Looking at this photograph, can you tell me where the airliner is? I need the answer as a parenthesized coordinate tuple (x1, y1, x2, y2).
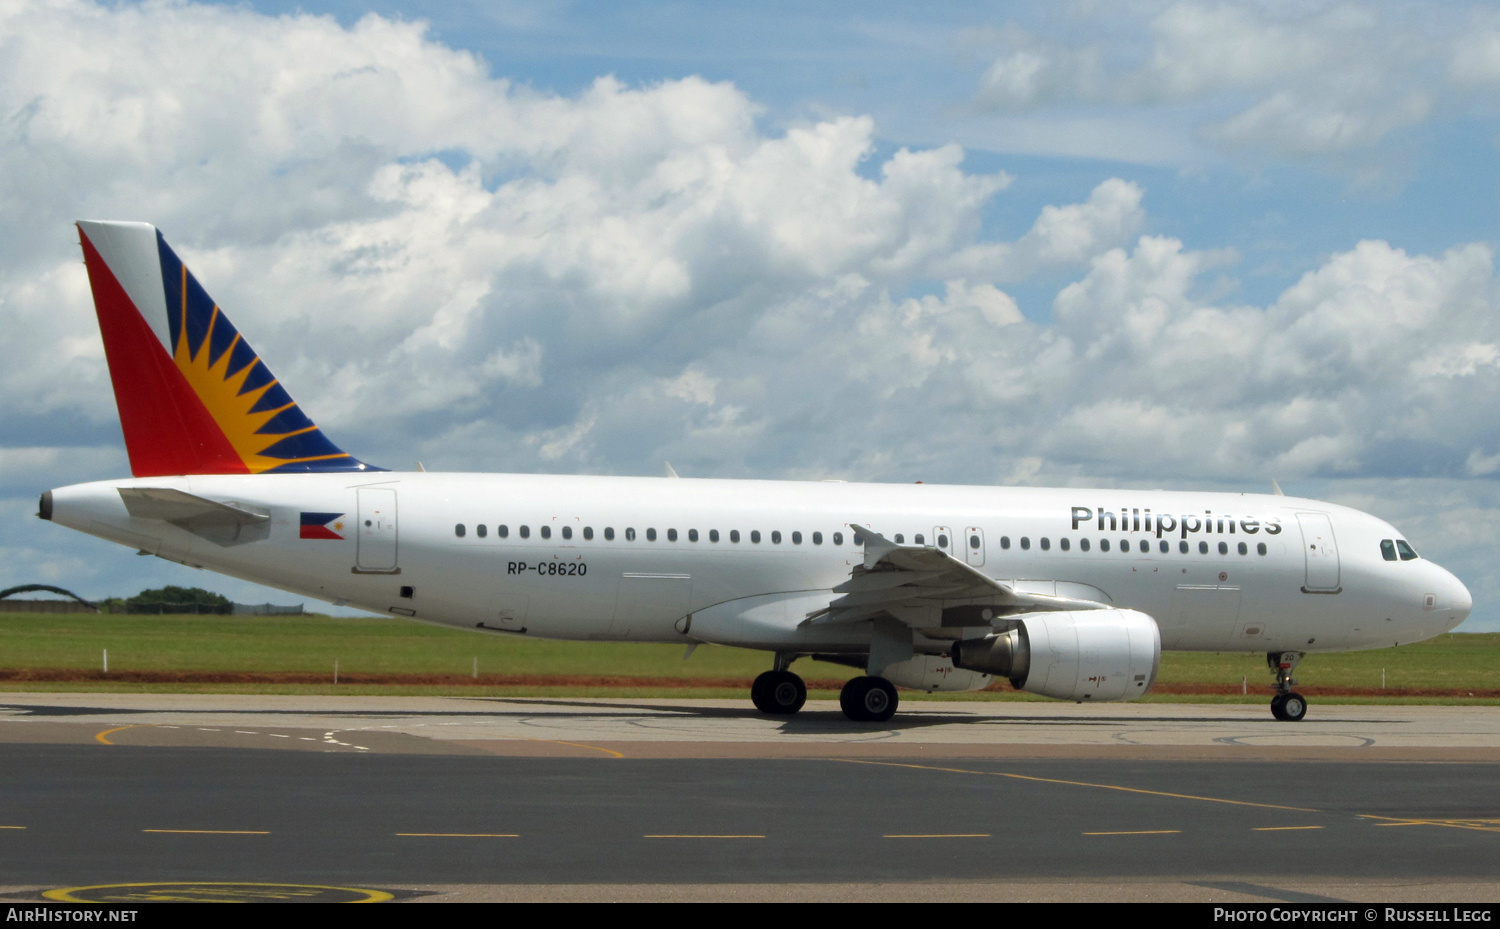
(38, 221, 1473, 722)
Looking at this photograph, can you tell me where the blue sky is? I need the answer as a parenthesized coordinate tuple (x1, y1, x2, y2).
(4, 0, 1500, 632)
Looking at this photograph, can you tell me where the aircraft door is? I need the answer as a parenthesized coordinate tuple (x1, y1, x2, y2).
(355, 488, 399, 574)
(933, 526, 954, 555)
(1296, 513, 1340, 592)
(964, 526, 985, 566)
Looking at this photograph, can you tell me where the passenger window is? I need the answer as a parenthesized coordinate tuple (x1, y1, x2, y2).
(476, 524, 487, 538)
(1100, 539, 1110, 552)
(1257, 542, 1267, 556)
(668, 528, 678, 542)
(1040, 537, 1050, 551)
(562, 526, 572, 540)
(1020, 537, 1030, 550)
(583, 527, 593, 540)
(833, 532, 844, 545)
(751, 530, 761, 543)
(541, 526, 551, 540)
(1396, 540, 1419, 561)
(1000, 536, 1011, 550)
(1179, 541, 1188, 554)
(1218, 541, 1228, 555)
(730, 530, 740, 543)
(1381, 540, 1397, 561)
(626, 528, 636, 541)
(1159, 540, 1168, 554)
(710, 529, 720, 542)
(1238, 542, 1247, 555)
(499, 524, 509, 538)
(604, 527, 615, 541)
(937, 533, 948, 548)
(1080, 538, 1090, 552)
(792, 531, 802, 544)
(520, 525, 530, 539)
(1060, 538, 1070, 551)
(1121, 540, 1131, 554)
(646, 528, 657, 541)
(812, 532, 823, 545)
(1138, 540, 1148, 553)
(689, 529, 699, 542)
(454, 524, 466, 538)
(1198, 541, 1208, 554)
(772, 531, 781, 544)
(894, 534, 904, 544)
(853, 531, 865, 545)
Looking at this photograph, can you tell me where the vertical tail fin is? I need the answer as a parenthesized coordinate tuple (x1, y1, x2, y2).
(76, 221, 377, 477)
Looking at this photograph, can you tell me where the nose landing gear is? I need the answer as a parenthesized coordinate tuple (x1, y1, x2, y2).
(1268, 651, 1308, 721)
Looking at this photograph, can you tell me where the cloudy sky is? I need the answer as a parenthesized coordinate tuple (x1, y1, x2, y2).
(5, 0, 1500, 631)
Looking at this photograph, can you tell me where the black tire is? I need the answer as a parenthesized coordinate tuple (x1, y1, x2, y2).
(1270, 693, 1288, 721)
(1281, 692, 1307, 722)
(750, 671, 775, 714)
(764, 671, 806, 714)
(839, 677, 870, 721)
(840, 676, 898, 723)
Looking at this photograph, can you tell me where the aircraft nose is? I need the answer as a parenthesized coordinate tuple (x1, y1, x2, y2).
(1448, 572, 1473, 624)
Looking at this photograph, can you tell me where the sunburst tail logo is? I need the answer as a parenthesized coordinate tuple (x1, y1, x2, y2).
(75, 220, 382, 478)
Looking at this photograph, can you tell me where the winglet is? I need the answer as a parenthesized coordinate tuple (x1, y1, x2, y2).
(76, 221, 379, 477)
(850, 522, 899, 569)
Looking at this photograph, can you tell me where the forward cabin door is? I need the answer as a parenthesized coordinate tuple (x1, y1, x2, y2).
(355, 488, 399, 574)
(1296, 513, 1340, 592)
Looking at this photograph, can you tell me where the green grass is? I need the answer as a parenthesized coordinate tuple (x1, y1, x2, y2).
(0, 613, 1496, 701)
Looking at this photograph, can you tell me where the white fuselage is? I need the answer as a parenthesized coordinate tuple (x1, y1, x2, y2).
(46, 472, 1471, 658)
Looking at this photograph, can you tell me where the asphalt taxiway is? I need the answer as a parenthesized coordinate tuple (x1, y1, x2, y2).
(0, 695, 1497, 902)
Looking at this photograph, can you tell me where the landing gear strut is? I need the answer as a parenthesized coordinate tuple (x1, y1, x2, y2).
(840, 676, 898, 723)
(750, 653, 807, 715)
(1267, 651, 1308, 722)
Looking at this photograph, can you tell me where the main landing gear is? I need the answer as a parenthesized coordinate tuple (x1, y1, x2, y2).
(1268, 651, 1308, 722)
(750, 656, 807, 716)
(748, 655, 899, 722)
(839, 676, 898, 723)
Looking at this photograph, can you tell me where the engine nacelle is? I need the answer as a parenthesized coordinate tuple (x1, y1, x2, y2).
(880, 655, 991, 692)
(950, 609, 1160, 702)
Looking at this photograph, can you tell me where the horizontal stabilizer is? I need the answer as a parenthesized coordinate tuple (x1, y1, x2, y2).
(119, 487, 270, 547)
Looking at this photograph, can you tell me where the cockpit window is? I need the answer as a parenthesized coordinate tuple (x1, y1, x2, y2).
(1396, 539, 1419, 561)
(1380, 540, 1397, 562)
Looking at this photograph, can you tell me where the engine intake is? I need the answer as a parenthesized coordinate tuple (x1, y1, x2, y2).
(950, 609, 1160, 702)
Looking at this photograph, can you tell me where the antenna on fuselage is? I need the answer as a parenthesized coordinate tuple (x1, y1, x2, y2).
(1271, 479, 1285, 496)
(664, 461, 680, 478)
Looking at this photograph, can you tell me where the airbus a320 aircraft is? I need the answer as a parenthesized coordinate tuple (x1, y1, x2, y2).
(39, 222, 1473, 722)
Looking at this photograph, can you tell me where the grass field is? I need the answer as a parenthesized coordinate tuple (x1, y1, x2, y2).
(0, 612, 1495, 702)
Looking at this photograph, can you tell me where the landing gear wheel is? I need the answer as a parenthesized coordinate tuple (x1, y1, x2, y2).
(1280, 692, 1307, 722)
(839, 676, 899, 723)
(751, 670, 806, 715)
(1270, 693, 1288, 721)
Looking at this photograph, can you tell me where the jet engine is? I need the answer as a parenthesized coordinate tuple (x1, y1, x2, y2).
(949, 609, 1160, 701)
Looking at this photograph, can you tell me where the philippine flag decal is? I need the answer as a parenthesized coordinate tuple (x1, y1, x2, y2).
(300, 512, 346, 540)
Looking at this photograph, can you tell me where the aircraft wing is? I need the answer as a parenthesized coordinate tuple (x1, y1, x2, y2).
(803, 524, 1109, 629)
